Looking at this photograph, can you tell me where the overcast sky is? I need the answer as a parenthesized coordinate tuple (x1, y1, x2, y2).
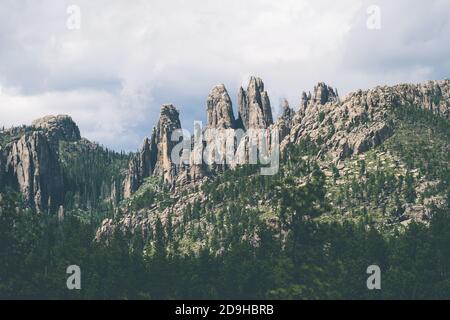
(0, 0, 449, 151)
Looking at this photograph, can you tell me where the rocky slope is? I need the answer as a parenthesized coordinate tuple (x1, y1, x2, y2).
(122, 77, 279, 198)
(0, 115, 128, 213)
(123, 104, 182, 197)
(287, 80, 450, 161)
(96, 78, 449, 244)
(1, 78, 447, 236)
(0, 115, 80, 212)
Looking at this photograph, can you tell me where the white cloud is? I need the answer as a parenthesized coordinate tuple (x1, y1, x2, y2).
(0, 0, 449, 150)
(0, 88, 142, 149)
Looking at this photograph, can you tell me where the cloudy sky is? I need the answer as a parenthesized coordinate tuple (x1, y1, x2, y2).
(0, 0, 449, 151)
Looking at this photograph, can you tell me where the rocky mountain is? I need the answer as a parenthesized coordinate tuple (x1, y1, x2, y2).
(287, 80, 449, 160)
(238, 76, 273, 130)
(0, 115, 80, 212)
(32, 115, 81, 145)
(123, 104, 182, 198)
(95, 77, 449, 246)
(1, 131, 63, 212)
(206, 84, 235, 129)
(122, 77, 280, 199)
(1, 77, 449, 300)
(1, 78, 448, 238)
(0, 115, 129, 214)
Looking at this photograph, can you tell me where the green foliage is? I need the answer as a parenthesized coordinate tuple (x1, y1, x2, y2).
(0, 126, 34, 147)
(1, 190, 448, 299)
(124, 177, 174, 211)
(1, 105, 449, 300)
(59, 140, 129, 212)
(318, 111, 326, 123)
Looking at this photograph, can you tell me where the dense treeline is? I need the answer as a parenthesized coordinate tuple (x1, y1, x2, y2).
(1, 105, 449, 300)
(58, 140, 129, 214)
(388, 105, 449, 201)
(1, 190, 448, 299)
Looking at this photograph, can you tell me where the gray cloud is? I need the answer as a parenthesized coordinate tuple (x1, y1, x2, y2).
(0, 0, 448, 151)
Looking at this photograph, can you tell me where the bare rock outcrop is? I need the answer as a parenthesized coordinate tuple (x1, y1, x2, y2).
(274, 99, 294, 141)
(123, 104, 182, 198)
(207, 84, 235, 129)
(152, 104, 182, 184)
(0, 115, 81, 212)
(32, 115, 81, 144)
(238, 77, 273, 130)
(4, 132, 63, 212)
(96, 78, 450, 242)
(123, 136, 157, 198)
(288, 79, 450, 161)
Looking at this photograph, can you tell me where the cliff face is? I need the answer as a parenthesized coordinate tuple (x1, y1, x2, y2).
(238, 77, 273, 130)
(98, 77, 450, 243)
(123, 137, 156, 198)
(288, 79, 450, 161)
(206, 84, 235, 129)
(0, 115, 83, 212)
(119, 77, 450, 200)
(150, 104, 182, 185)
(123, 104, 182, 197)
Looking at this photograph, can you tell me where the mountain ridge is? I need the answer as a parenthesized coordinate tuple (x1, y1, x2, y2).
(1, 78, 448, 217)
(1, 77, 449, 300)
(92, 77, 449, 247)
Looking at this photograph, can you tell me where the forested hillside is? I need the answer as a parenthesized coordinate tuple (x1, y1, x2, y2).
(59, 139, 129, 222)
(0, 79, 449, 299)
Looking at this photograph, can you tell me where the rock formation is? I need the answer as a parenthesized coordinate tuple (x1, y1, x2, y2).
(151, 104, 182, 185)
(237, 87, 249, 129)
(118, 77, 450, 202)
(204, 84, 237, 168)
(238, 77, 273, 130)
(288, 79, 450, 161)
(123, 136, 157, 198)
(312, 82, 339, 105)
(95, 77, 450, 242)
(123, 104, 182, 197)
(0, 115, 83, 212)
(274, 99, 294, 141)
(4, 132, 63, 212)
(32, 115, 81, 145)
(206, 84, 235, 129)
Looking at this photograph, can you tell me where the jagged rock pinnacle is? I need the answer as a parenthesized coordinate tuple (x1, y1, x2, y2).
(312, 82, 339, 105)
(151, 104, 182, 185)
(207, 84, 235, 129)
(238, 76, 273, 130)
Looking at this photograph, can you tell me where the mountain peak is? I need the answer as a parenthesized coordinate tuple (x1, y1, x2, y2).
(238, 76, 273, 129)
(312, 82, 339, 105)
(207, 84, 235, 129)
(32, 114, 81, 142)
